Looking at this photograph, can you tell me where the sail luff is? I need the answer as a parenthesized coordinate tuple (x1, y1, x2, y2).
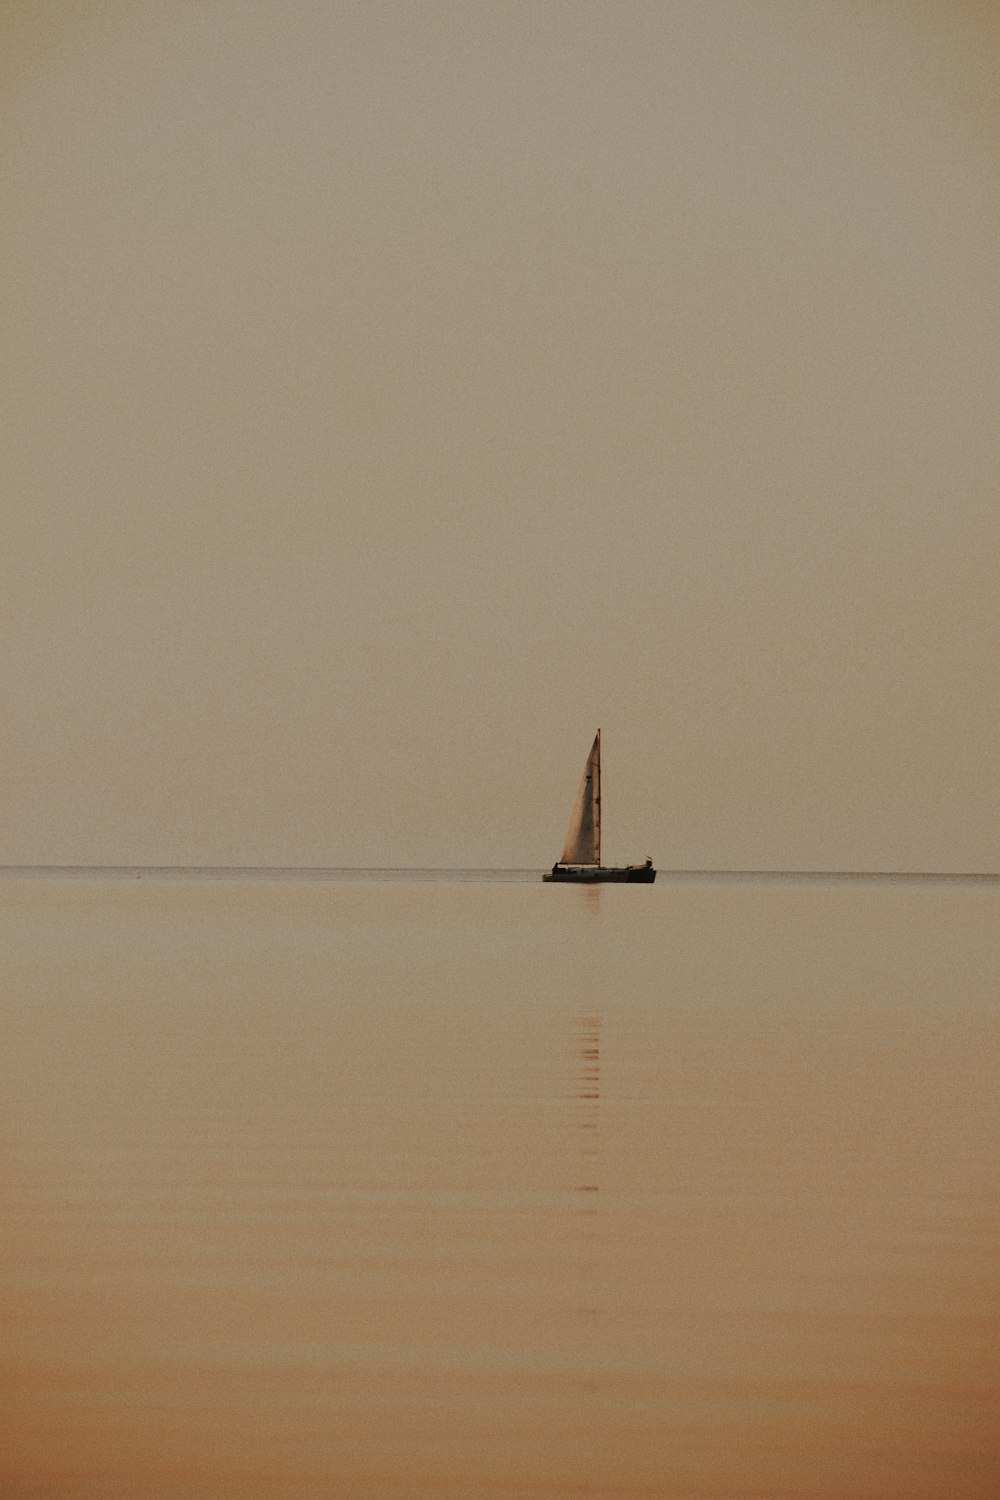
(595, 728, 601, 867)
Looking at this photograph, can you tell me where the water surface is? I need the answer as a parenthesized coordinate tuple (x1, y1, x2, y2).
(3, 875, 998, 1496)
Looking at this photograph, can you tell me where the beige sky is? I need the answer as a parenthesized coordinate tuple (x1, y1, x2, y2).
(4, 1, 999, 869)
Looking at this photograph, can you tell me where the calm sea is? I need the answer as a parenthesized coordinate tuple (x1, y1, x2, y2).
(3, 872, 998, 1498)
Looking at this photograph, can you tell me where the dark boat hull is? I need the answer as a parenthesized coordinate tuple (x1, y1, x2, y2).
(543, 864, 656, 883)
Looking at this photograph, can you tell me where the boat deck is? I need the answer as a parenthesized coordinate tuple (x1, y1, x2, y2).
(543, 864, 656, 883)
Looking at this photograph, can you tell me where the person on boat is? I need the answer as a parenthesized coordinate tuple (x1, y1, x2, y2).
(645, 857, 652, 868)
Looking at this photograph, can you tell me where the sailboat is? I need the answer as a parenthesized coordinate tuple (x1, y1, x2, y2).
(543, 729, 656, 883)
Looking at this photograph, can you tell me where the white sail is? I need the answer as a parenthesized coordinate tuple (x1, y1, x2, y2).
(559, 731, 601, 865)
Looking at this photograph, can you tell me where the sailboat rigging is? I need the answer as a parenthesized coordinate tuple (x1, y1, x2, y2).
(543, 729, 655, 883)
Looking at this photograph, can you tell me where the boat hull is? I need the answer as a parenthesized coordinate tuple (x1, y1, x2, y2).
(543, 865, 656, 883)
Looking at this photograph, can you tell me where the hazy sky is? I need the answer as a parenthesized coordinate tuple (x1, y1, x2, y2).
(5, 1, 999, 869)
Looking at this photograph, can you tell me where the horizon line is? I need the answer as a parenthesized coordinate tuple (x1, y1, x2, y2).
(0, 865, 998, 882)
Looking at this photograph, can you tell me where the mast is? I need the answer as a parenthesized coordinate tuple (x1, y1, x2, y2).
(595, 727, 601, 867)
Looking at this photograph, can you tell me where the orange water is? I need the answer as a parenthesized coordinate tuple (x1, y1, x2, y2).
(3, 877, 998, 1497)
